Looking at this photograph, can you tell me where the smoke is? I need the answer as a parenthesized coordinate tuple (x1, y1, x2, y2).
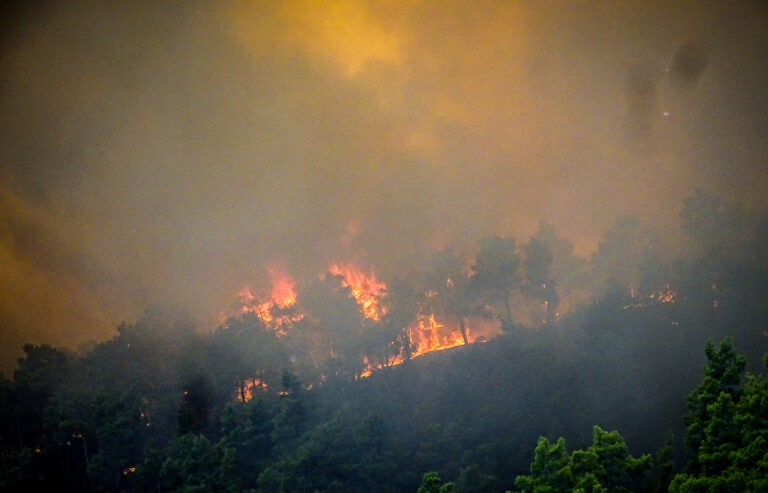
(1, 0, 767, 373)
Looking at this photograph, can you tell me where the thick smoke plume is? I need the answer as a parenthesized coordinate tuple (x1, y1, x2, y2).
(1, 0, 767, 373)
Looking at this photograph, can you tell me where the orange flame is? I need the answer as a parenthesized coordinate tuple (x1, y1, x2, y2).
(237, 378, 268, 402)
(411, 314, 467, 357)
(328, 263, 386, 320)
(239, 265, 298, 327)
(268, 265, 297, 308)
(364, 314, 478, 377)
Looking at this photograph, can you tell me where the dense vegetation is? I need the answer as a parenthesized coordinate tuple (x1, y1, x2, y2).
(1, 190, 767, 492)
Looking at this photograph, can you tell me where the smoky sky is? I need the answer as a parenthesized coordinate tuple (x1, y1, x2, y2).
(1, 0, 767, 373)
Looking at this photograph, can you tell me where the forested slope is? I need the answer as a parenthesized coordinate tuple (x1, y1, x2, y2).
(2, 191, 767, 492)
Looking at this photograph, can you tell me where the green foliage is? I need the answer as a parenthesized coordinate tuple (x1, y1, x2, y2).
(514, 436, 575, 492)
(154, 433, 240, 493)
(418, 471, 455, 493)
(260, 410, 401, 493)
(218, 398, 275, 488)
(652, 432, 675, 493)
(670, 342, 768, 492)
(682, 338, 746, 467)
(514, 426, 651, 493)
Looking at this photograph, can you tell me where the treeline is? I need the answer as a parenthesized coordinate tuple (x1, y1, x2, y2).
(1, 190, 767, 492)
(497, 338, 766, 492)
(417, 337, 768, 493)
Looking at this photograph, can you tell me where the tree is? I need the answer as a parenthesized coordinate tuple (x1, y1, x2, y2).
(652, 432, 676, 493)
(260, 410, 401, 493)
(523, 238, 559, 325)
(208, 312, 287, 403)
(472, 237, 520, 327)
(581, 426, 652, 492)
(682, 338, 746, 464)
(422, 247, 484, 345)
(296, 274, 367, 377)
(218, 398, 276, 488)
(177, 373, 211, 435)
(379, 277, 420, 363)
(670, 340, 768, 492)
(514, 426, 651, 493)
(13, 344, 72, 450)
(417, 471, 455, 493)
(531, 221, 589, 312)
(514, 437, 575, 492)
(154, 433, 240, 493)
(270, 371, 313, 457)
(591, 215, 660, 299)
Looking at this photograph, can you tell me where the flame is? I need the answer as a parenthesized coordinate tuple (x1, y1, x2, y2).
(359, 356, 375, 378)
(364, 314, 478, 376)
(649, 284, 676, 304)
(239, 266, 298, 328)
(237, 378, 268, 402)
(328, 263, 386, 319)
(411, 314, 467, 357)
(268, 266, 297, 308)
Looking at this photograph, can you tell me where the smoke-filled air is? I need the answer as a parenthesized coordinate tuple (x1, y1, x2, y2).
(1, 1, 767, 492)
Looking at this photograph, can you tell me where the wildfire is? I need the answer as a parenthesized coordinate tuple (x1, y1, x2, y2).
(239, 265, 298, 327)
(328, 263, 386, 320)
(233, 259, 498, 381)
